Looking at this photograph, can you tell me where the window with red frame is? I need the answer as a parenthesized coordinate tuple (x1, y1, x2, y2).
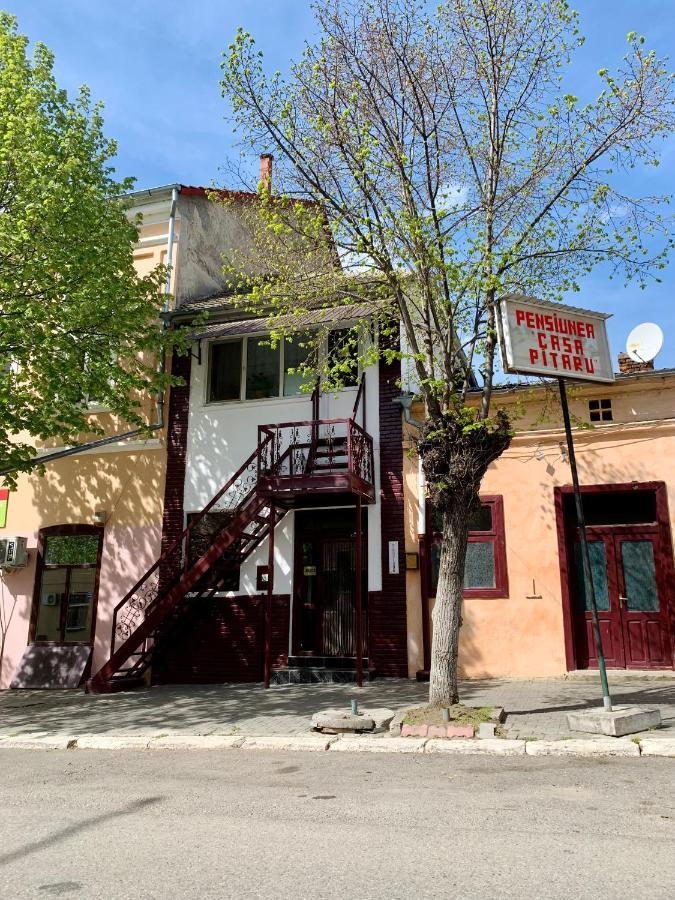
(426, 496, 508, 598)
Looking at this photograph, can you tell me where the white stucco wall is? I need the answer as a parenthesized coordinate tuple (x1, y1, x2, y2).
(184, 349, 383, 616)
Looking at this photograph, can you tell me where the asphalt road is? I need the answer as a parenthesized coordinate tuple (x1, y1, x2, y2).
(0, 750, 673, 900)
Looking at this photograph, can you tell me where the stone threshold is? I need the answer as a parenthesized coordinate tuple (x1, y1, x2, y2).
(0, 732, 673, 757)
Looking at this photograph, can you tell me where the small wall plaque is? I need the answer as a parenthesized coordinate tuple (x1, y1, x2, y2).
(303, 565, 317, 576)
(405, 552, 419, 571)
(388, 541, 399, 575)
(256, 565, 269, 591)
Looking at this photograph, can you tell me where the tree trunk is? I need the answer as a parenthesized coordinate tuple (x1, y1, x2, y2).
(429, 502, 472, 705)
(417, 409, 512, 707)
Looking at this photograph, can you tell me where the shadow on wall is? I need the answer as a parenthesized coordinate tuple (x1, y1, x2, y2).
(6, 451, 168, 682)
(456, 434, 672, 679)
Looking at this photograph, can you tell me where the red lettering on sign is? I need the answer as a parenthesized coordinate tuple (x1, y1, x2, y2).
(574, 339, 583, 355)
(538, 332, 547, 349)
(587, 323, 595, 339)
(573, 357, 583, 372)
(562, 354, 572, 370)
(529, 349, 538, 365)
(551, 334, 560, 351)
(526, 312, 536, 328)
(516, 309, 526, 326)
(585, 358, 595, 374)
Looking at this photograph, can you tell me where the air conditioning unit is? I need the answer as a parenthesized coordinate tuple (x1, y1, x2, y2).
(0, 536, 28, 568)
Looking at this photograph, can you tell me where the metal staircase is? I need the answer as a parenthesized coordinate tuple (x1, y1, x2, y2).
(85, 403, 374, 693)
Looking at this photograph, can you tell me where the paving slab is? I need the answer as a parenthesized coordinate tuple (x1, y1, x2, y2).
(1, 675, 674, 743)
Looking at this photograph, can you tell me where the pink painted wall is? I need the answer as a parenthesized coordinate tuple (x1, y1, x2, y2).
(404, 371, 675, 679)
(0, 447, 165, 688)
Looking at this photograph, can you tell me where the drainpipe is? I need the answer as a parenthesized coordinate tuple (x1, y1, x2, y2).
(156, 185, 179, 431)
(392, 392, 425, 429)
(0, 187, 180, 478)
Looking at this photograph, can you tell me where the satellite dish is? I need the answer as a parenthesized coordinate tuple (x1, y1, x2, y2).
(626, 322, 663, 363)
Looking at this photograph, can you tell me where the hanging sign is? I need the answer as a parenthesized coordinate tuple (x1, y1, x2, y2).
(0, 490, 8, 528)
(497, 295, 614, 383)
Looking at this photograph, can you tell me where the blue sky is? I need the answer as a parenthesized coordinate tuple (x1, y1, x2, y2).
(7, 1, 675, 367)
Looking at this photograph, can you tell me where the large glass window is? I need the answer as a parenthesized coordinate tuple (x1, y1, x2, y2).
(33, 528, 102, 643)
(427, 497, 508, 598)
(245, 338, 280, 399)
(327, 328, 359, 387)
(207, 330, 349, 402)
(283, 337, 312, 396)
(209, 341, 243, 402)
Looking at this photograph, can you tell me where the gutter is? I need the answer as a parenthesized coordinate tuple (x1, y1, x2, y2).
(0, 187, 180, 478)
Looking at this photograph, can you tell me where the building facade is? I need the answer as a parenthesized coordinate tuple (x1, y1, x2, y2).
(3, 171, 673, 690)
(404, 359, 675, 679)
(0, 181, 284, 688)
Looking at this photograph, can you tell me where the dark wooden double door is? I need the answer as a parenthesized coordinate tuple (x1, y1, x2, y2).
(573, 526, 672, 669)
(294, 509, 367, 657)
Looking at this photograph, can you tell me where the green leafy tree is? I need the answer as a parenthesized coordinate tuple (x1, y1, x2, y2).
(221, 0, 675, 703)
(0, 13, 177, 481)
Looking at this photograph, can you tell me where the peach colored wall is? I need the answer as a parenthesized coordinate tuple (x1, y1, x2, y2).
(0, 199, 173, 689)
(404, 374, 675, 679)
(0, 446, 165, 687)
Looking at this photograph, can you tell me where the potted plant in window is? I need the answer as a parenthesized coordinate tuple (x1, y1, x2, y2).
(250, 373, 273, 399)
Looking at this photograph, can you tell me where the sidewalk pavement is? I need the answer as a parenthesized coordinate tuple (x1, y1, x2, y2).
(0, 674, 673, 744)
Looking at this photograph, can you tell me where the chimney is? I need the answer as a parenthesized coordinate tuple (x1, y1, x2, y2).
(259, 153, 273, 192)
(617, 352, 654, 375)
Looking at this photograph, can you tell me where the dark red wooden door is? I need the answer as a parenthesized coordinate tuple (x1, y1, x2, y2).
(573, 526, 672, 669)
(573, 534, 624, 668)
(615, 531, 672, 668)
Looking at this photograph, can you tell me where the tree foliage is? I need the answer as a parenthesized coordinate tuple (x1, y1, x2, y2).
(0, 13, 177, 480)
(221, 0, 675, 702)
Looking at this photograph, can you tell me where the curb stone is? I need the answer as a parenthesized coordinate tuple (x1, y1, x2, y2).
(525, 739, 639, 757)
(0, 733, 73, 750)
(332, 736, 427, 753)
(150, 735, 245, 750)
(75, 734, 154, 750)
(0, 732, 670, 757)
(638, 738, 675, 758)
(425, 738, 526, 756)
(241, 735, 336, 751)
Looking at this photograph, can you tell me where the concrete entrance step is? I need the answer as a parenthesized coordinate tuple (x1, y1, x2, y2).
(272, 666, 376, 685)
(567, 669, 675, 681)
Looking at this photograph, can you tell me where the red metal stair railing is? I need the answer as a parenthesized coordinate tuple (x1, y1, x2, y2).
(86, 435, 275, 693)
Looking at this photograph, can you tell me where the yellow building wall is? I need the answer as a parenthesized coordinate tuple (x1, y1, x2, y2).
(0, 209, 176, 688)
(0, 446, 166, 687)
(404, 374, 675, 679)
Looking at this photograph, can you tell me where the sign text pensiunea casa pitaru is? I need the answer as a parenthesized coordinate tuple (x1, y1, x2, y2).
(497, 294, 614, 383)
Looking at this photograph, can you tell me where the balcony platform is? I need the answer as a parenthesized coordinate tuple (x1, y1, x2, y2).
(258, 472, 375, 507)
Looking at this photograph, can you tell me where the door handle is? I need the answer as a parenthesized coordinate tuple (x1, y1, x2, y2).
(619, 595, 627, 608)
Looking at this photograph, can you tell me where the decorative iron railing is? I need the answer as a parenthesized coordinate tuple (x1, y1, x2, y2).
(106, 413, 374, 668)
(257, 417, 374, 485)
(110, 435, 273, 654)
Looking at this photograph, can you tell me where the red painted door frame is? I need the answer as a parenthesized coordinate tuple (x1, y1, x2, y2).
(555, 481, 675, 671)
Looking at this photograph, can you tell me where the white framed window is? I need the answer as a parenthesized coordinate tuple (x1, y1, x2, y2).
(207, 332, 346, 404)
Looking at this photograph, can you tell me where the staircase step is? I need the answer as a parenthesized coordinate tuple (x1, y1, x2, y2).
(271, 667, 376, 685)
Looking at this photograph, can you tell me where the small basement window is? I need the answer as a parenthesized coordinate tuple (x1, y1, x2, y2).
(589, 398, 612, 422)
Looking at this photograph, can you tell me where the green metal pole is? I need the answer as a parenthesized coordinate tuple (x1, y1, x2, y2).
(558, 379, 612, 711)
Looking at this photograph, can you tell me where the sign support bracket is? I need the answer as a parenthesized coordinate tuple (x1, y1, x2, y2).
(558, 378, 612, 711)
